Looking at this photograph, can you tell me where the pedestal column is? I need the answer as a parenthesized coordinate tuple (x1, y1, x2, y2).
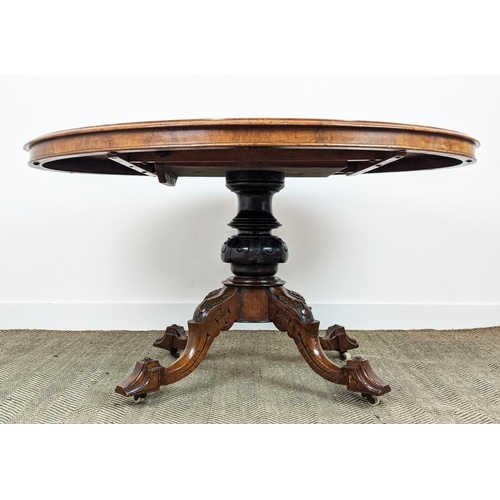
(116, 170, 390, 405)
(221, 170, 288, 281)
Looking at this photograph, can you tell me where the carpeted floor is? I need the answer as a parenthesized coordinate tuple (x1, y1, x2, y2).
(1, 327, 499, 424)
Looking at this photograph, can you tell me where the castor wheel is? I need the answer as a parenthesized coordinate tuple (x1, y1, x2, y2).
(362, 393, 380, 406)
(133, 394, 147, 404)
(340, 352, 352, 361)
(170, 348, 180, 359)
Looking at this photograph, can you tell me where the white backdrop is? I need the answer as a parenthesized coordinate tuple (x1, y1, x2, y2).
(1, 75, 499, 329)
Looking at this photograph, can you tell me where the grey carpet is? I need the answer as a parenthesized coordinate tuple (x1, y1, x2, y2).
(1, 327, 499, 424)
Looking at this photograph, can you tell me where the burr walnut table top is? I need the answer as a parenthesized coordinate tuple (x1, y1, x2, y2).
(24, 118, 479, 179)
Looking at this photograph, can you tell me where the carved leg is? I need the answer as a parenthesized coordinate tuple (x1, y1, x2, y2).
(115, 286, 240, 400)
(153, 324, 188, 358)
(320, 324, 359, 360)
(268, 286, 390, 400)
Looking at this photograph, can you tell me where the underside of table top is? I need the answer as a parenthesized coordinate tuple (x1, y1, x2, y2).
(24, 118, 479, 180)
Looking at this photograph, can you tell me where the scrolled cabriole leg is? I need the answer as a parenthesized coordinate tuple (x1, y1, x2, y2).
(161, 286, 240, 385)
(268, 287, 345, 386)
(115, 286, 240, 401)
(268, 286, 390, 402)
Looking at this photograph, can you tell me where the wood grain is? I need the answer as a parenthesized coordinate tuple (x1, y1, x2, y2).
(24, 118, 478, 178)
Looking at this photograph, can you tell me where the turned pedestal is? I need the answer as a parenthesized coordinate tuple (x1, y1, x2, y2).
(115, 170, 391, 405)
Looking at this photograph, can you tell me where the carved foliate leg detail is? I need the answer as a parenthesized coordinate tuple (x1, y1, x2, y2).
(268, 286, 390, 398)
(160, 287, 240, 385)
(269, 287, 314, 329)
(193, 286, 238, 328)
(269, 286, 344, 385)
(153, 324, 188, 358)
(115, 287, 240, 399)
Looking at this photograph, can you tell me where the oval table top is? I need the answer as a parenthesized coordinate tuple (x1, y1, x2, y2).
(24, 118, 479, 179)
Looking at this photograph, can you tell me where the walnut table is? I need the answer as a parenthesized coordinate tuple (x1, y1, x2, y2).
(24, 119, 479, 406)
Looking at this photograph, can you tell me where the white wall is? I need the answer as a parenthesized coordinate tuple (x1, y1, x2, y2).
(1, 75, 499, 330)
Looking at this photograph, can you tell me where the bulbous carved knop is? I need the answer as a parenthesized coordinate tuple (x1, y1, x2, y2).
(221, 235, 288, 276)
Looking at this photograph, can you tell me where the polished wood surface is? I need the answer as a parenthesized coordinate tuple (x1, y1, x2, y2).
(24, 118, 478, 179)
(25, 119, 479, 406)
